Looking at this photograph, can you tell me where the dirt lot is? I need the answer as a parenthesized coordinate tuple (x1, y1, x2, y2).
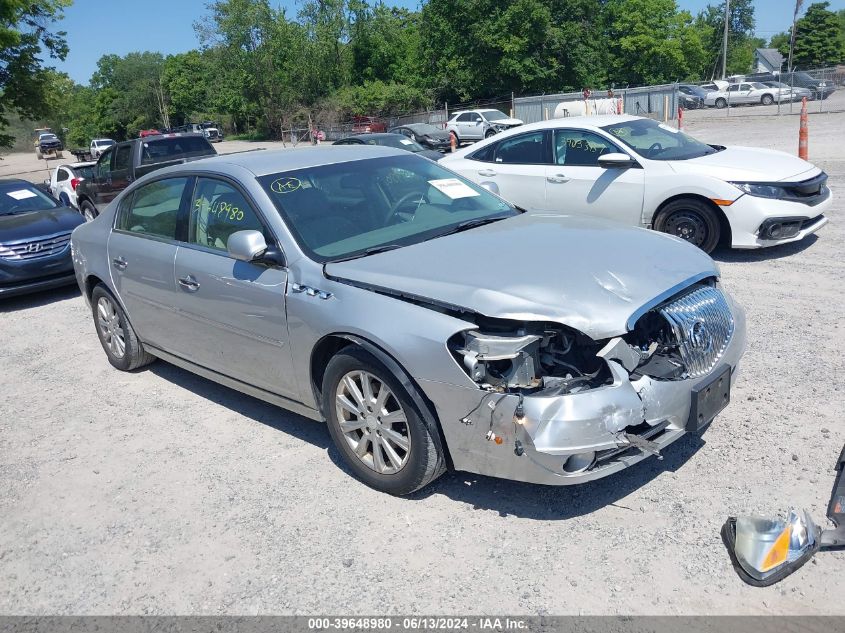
(1, 112, 843, 616)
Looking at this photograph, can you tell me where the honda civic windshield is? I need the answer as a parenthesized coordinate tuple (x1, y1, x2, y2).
(259, 154, 516, 262)
(601, 119, 718, 161)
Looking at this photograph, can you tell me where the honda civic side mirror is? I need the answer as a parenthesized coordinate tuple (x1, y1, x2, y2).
(598, 153, 637, 169)
(722, 443, 845, 586)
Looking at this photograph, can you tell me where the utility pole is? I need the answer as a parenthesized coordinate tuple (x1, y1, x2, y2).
(788, 1, 804, 73)
(721, 0, 730, 79)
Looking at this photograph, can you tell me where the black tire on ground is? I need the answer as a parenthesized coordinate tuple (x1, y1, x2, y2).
(80, 199, 98, 222)
(485, 129, 496, 138)
(322, 347, 445, 496)
(761, 94, 774, 106)
(654, 198, 722, 253)
(36, 150, 43, 159)
(91, 284, 156, 371)
(715, 97, 727, 109)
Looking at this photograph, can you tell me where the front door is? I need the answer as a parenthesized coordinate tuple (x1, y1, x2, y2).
(168, 176, 298, 398)
(89, 149, 114, 211)
(108, 176, 190, 351)
(544, 128, 644, 226)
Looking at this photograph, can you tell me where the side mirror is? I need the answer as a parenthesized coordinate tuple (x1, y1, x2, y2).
(480, 182, 500, 195)
(598, 153, 636, 169)
(722, 443, 845, 586)
(227, 230, 268, 262)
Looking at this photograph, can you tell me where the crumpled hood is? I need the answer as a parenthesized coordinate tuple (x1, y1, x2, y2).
(492, 118, 523, 127)
(669, 146, 819, 182)
(325, 213, 718, 340)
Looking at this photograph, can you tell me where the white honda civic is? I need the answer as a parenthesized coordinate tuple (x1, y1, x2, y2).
(440, 114, 830, 252)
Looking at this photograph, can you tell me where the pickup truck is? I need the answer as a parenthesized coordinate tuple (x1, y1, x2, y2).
(75, 134, 216, 221)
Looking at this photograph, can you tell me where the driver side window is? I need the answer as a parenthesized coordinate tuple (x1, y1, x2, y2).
(188, 178, 266, 252)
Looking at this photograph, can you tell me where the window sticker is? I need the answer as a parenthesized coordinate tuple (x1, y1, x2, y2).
(6, 189, 38, 200)
(270, 177, 302, 194)
(399, 139, 414, 145)
(428, 178, 480, 199)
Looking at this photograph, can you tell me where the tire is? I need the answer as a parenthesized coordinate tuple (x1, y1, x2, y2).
(322, 347, 445, 495)
(654, 198, 721, 253)
(761, 94, 774, 105)
(80, 199, 98, 222)
(485, 129, 496, 139)
(715, 97, 727, 109)
(91, 285, 156, 371)
(36, 150, 43, 159)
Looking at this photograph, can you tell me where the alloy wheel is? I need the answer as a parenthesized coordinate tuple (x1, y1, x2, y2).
(97, 296, 126, 358)
(335, 370, 411, 475)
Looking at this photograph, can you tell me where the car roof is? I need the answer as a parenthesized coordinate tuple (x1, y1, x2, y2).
(59, 161, 96, 169)
(175, 145, 409, 178)
(0, 178, 35, 186)
(341, 133, 404, 141)
(511, 114, 641, 132)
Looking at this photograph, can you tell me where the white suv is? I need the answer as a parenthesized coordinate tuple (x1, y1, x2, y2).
(90, 138, 115, 158)
(446, 109, 523, 144)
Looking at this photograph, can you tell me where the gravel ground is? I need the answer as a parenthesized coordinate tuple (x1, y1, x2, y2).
(1, 111, 843, 616)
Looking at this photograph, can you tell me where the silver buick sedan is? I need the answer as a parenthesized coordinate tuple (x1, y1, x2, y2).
(70, 146, 746, 495)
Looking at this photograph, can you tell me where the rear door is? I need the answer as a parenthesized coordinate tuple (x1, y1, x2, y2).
(108, 176, 190, 351)
(467, 130, 548, 210)
(544, 128, 644, 225)
(168, 176, 297, 397)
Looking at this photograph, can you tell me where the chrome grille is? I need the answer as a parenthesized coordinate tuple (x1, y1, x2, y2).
(659, 285, 734, 379)
(0, 231, 72, 261)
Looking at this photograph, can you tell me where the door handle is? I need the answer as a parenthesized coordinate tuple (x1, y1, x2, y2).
(478, 169, 497, 177)
(112, 256, 127, 270)
(547, 174, 571, 183)
(178, 275, 200, 291)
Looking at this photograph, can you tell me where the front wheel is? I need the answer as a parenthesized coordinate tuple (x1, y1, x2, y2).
(322, 348, 445, 495)
(80, 200, 98, 222)
(715, 97, 727, 109)
(91, 285, 156, 371)
(485, 129, 496, 139)
(654, 198, 721, 253)
(761, 94, 774, 106)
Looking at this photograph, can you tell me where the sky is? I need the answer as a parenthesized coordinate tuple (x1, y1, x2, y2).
(51, 0, 845, 84)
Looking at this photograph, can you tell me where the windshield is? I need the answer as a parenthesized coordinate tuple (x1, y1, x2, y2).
(0, 182, 59, 216)
(365, 135, 426, 152)
(96, 140, 115, 147)
(258, 154, 516, 263)
(601, 119, 718, 161)
(482, 110, 509, 121)
(751, 82, 768, 89)
(40, 134, 58, 141)
(409, 124, 440, 135)
(681, 85, 707, 97)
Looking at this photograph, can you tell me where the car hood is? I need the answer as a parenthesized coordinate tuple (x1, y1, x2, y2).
(420, 131, 451, 141)
(0, 207, 84, 242)
(491, 118, 523, 126)
(325, 213, 717, 340)
(669, 146, 819, 182)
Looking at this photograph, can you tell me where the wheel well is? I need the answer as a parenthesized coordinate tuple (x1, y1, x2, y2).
(653, 194, 732, 247)
(83, 274, 106, 301)
(310, 333, 453, 470)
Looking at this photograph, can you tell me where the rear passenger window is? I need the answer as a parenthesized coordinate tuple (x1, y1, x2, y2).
(119, 178, 187, 240)
(494, 131, 547, 164)
(188, 178, 265, 252)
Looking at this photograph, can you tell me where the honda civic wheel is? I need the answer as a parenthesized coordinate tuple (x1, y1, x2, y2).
(655, 198, 721, 253)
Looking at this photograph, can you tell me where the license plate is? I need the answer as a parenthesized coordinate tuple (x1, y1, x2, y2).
(687, 365, 731, 432)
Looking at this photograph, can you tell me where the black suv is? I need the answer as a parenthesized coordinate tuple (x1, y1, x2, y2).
(0, 179, 85, 297)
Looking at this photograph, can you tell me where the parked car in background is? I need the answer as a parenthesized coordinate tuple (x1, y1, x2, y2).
(446, 109, 523, 144)
(333, 133, 444, 160)
(70, 146, 745, 495)
(389, 123, 451, 152)
(441, 114, 830, 252)
(48, 161, 96, 209)
(749, 71, 836, 100)
(0, 178, 84, 297)
(704, 82, 781, 108)
(76, 133, 216, 221)
(762, 81, 812, 102)
(351, 116, 387, 133)
(90, 139, 116, 158)
(678, 84, 708, 109)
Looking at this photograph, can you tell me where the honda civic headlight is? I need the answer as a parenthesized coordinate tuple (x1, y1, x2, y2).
(730, 182, 786, 199)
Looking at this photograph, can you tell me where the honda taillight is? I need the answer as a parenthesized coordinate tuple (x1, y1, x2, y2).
(70, 178, 81, 190)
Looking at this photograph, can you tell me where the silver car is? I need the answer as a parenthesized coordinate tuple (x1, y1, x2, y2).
(70, 147, 746, 495)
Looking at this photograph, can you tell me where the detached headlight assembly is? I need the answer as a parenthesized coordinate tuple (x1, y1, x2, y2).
(730, 182, 786, 199)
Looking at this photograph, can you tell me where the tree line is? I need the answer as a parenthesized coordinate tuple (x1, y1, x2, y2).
(3, 0, 845, 149)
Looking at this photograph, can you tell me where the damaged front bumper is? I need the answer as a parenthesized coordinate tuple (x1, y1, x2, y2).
(419, 294, 746, 486)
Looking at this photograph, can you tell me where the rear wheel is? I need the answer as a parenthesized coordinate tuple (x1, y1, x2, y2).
(80, 200, 98, 222)
(654, 198, 721, 253)
(715, 97, 727, 109)
(322, 348, 444, 495)
(761, 94, 774, 105)
(91, 285, 155, 371)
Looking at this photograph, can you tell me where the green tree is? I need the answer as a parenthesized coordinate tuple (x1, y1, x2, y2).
(606, 0, 708, 85)
(0, 0, 70, 148)
(790, 2, 845, 68)
(770, 31, 790, 51)
(696, 0, 756, 77)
